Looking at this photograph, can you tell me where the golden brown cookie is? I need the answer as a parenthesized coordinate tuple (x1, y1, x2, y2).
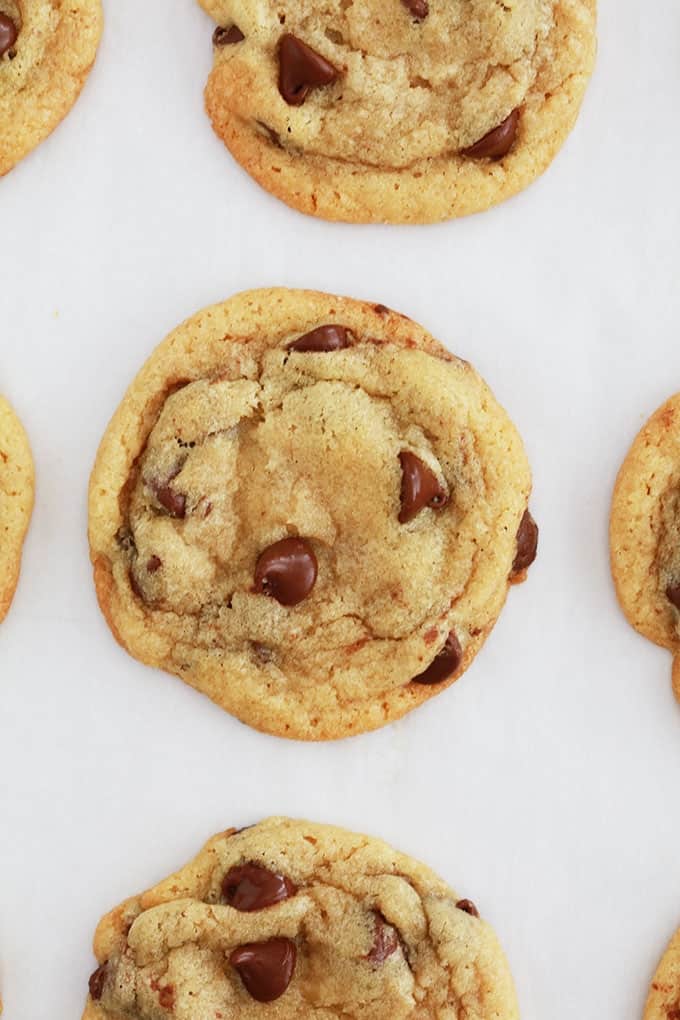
(644, 925, 680, 1020)
(199, 0, 596, 224)
(82, 817, 520, 1020)
(0, 396, 34, 623)
(610, 393, 680, 704)
(88, 288, 536, 740)
(0, 0, 103, 176)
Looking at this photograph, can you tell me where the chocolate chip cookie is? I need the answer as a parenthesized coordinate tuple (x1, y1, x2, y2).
(644, 925, 680, 1020)
(199, 0, 596, 223)
(88, 288, 536, 740)
(0, 396, 34, 623)
(610, 393, 680, 704)
(82, 817, 519, 1020)
(0, 0, 103, 175)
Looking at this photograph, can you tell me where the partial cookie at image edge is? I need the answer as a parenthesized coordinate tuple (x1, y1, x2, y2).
(644, 925, 680, 1020)
(0, 396, 34, 623)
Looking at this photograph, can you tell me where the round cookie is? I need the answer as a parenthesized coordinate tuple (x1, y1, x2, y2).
(610, 393, 680, 704)
(82, 816, 520, 1020)
(0, 0, 103, 176)
(0, 396, 34, 623)
(644, 926, 680, 1020)
(199, 0, 596, 224)
(88, 288, 536, 740)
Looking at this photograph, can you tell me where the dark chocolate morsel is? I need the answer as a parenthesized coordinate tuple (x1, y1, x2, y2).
(463, 109, 520, 160)
(222, 863, 296, 912)
(254, 537, 318, 606)
(402, 0, 429, 19)
(399, 451, 448, 523)
(411, 631, 462, 685)
(366, 913, 399, 963)
(213, 24, 245, 45)
(88, 964, 108, 1001)
(456, 898, 480, 918)
(667, 584, 680, 611)
(0, 14, 18, 57)
(230, 938, 297, 1002)
(288, 324, 352, 352)
(512, 510, 539, 575)
(278, 33, 340, 106)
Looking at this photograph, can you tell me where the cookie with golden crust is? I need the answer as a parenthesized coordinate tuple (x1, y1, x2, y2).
(0, 396, 34, 623)
(82, 817, 520, 1020)
(610, 393, 680, 705)
(0, 0, 103, 176)
(199, 0, 596, 224)
(644, 926, 680, 1020)
(88, 288, 535, 740)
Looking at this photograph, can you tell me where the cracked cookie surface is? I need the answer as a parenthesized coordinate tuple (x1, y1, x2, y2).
(0, 396, 34, 623)
(610, 393, 680, 705)
(199, 0, 596, 223)
(82, 817, 520, 1020)
(644, 925, 680, 1020)
(0, 0, 102, 175)
(88, 288, 534, 740)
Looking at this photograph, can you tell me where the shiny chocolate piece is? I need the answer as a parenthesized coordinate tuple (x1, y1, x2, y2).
(213, 24, 245, 46)
(0, 14, 18, 57)
(411, 631, 462, 685)
(254, 537, 318, 606)
(154, 484, 186, 518)
(88, 963, 108, 1001)
(398, 451, 448, 523)
(402, 0, 429, 18)
(278, 33, 340, 106)
(222, 863, 296, 912)
(512, 510, 538, 575)
(456, 898, 480, 918)
(666, 584, 680, 611)
(367, 913, 399, 963)
(288, 324, 351, 353)
(463, 109, 520, 160)
(230, 938, 297, 1002)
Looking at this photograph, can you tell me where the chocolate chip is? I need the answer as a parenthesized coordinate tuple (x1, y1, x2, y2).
(88, 963, 108, 1001)
(254, 537, 318, 606)
(278, 34, 340, 106)
(398, 451, 448, 524)
(667, 584, 680, 611)
(222, 863, 296, 912)
(411, 631, 462, 685)
(512, 510, 538, 575)
(146, 556, 162, 574)
(366, 913, 399, 963)
(456, 898, 479, 918)
(230, 938, 297, 1002)
(147, 474, 187, 519)
(288, 325, 351, 352)
(463, 109, 520, 160)
(402, 0, 429, 19)
(213, 24, 245, 46)
(0, 14, 18, 57)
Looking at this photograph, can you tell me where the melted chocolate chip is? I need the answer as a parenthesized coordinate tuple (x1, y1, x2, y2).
(367, 913, 399, 963)
(222, 863, 296, 912)
(230, 938, 297, 1002)
(213, 24, 245, 46)
(148, 477, 187, 519)
(146, 555, 162, 574)
(288, 324, 351, 353)
(463, 109, 520, 160)
(512, 510, 539, 575)
(278, 33, 340, 106)
(411, 631, 462, 685)
(88, 963, 108, 1001)
(667, 584, 680, 611)
(398, 451, 448, 523)
(0, 14, 18, 57)
(254, 537, 318, 606)
(402, 0, 429, 19)
(456, 898, 480, 918)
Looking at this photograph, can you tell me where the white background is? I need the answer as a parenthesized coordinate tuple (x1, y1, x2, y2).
(1, 2, 679, 1017)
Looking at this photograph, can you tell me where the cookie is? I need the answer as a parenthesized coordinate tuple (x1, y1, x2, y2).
(88, 288, 535, 740)
(610, 393, 680, 704)
(82, 816, 519, 1020)
(199, 0, 596, 224)
(644, 925, 680, 1020)
(0, 0, 103, 176)
(0, 396, 34, 623)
